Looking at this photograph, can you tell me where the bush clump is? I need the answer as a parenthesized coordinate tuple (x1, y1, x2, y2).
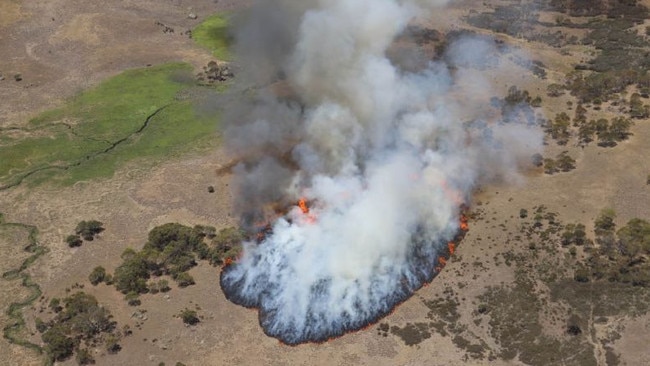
(108, 223, 243, 303)
(75, 220, 105, 241)
(88, 266, 107, 285)
(179, 309, 200, 325)
(37, 292, 119, 363)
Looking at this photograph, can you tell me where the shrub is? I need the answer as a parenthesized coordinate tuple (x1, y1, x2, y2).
(556, 152, 576, 172)
(75, 220, 105, 241)
(574, 268, 590, 283)
(124, 291, 141, 307)
(543, 158, 557, 174)
(35, 317, 48, 333)
(157, 279, 171, 293)
(617, 218, 650, 257)
(66, 235, 83, 248)
(105, 334, 121, 354)
(594, 209, 616, 236)
(89, 266, 107, 285)
(42, 326, 74, 362)
(519, 209, 528, 219)
(547, 83, 564, 97)
(148, 279, 170, 294)
(76, 348, 95, 365)
(180, 309, 200, 325)
(174, 272, 195, 288)
(49, 298, 62, 313)
(113, 250, 150, 294)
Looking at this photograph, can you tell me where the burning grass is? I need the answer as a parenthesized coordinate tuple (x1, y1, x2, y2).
(220, 198, 470, 345)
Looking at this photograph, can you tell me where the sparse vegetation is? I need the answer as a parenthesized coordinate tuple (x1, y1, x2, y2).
(37, 292, 119, 363)
(543, 152, 576, 174)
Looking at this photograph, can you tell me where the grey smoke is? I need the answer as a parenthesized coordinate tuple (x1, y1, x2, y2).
(219, 0, 542, 344)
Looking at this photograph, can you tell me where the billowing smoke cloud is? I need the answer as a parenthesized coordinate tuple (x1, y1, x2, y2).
(220, 0, 541, 344)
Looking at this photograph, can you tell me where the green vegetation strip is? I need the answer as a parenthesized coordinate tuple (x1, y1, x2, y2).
(193, 13, 233, 61)
(0, 213, 47, 358)
(0, 62, 219, 189)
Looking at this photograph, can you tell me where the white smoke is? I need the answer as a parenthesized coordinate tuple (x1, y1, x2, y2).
(220, 0, 542, 344)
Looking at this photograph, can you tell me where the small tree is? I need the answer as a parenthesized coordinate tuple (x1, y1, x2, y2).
(113, 250, 149, 294)
(519, 209, 528, 219)
(157, 279, 171, 293)
(49, 298, 62, 313)
(174, 272, 195, 288)
(556, 152, 576, 172)
(35, 317, 48, 333)
(42, 326, 74, 362)
(594, 209, 616, 236)
(543, 158, 558, 174)
(89, 266, 107, 285)
(574, 267, 590, 283)
(179, 309, 200, 325)
(105, 334, 121, 354)
(75, 220, 105, 241)
(66, 235, 83, 248)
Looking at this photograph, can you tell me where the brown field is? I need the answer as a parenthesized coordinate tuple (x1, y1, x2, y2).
(1, 1, 649, 365)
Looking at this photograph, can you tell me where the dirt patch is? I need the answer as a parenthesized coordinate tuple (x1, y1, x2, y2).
(0, 1, 25, 28)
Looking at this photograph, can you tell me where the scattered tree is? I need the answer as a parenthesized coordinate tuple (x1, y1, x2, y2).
(49, 298, 62, 313)
(179, 309, 200, 325)
(42, 326, 74, 362)
(556, 152, 576, 172)
(89, 266, 107, 286)
(75, 220, 105, 241)
(519, 209, 528, 219)
(39, 292, 118, 363)
(66, 235, 83, 248)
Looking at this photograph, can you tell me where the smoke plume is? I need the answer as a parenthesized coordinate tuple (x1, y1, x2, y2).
(219, 0, 542, 344)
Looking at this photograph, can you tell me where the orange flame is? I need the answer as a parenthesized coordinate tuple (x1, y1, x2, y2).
(448, 242, 455, 256)
(224, 257, 234, 266)
(298, 198, 309, 214)
(438, 257, 447, 266)
(460, 214, 469, 231)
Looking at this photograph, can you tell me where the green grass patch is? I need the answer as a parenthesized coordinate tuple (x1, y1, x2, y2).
(0, 63, 219, 188)
(193, 13, 233, 61)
